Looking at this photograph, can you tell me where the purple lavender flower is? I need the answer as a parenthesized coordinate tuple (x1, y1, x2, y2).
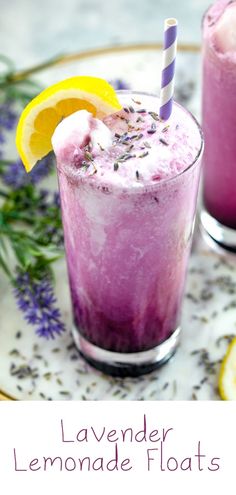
(14, 269, 66, 339)
(0, 102, 17, 131)
(0, 128, 5, 159)
(2, 154, 54, 189)
(0, 136, 4, 158)
(53, 192, 61, 208)
(109, 79, 130, 90)
(0, 102, 17, 157)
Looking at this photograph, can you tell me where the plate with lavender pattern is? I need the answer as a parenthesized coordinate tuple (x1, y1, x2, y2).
(1, 44, 236, 401)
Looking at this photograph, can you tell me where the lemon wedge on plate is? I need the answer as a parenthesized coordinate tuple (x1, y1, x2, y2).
(15, 76, 122, 172)
(219, 336, 236, 400)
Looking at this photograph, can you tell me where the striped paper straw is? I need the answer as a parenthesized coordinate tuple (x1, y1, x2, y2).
(159, 18, 178, 121)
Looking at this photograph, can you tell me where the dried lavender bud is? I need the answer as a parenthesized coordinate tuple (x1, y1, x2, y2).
(159, 138, 169, 146)
(148, 111, 160, 121)
(139, 151, 149, 158)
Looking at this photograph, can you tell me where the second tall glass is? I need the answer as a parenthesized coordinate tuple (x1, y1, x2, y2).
(201, 0, 236, 249)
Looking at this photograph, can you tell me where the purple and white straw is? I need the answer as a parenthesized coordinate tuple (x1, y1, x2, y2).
(159, 18, 178, 121)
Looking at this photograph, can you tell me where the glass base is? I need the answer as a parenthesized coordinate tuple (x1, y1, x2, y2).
(72, 326, 180, 377)
(200, 209, 236, 253)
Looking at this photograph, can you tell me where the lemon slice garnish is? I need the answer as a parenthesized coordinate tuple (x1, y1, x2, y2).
(15, 76, 122, 172)
(219, 336, 236, 400)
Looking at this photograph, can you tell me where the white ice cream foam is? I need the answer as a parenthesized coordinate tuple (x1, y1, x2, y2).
(51, 109, 112, 164)
(52, 94, 201, 188)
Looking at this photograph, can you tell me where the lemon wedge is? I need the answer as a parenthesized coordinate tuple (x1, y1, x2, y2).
(15, 76, 122, 172)
(218, 336, 236, 400)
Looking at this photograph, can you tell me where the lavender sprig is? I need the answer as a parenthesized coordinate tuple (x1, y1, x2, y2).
(0, 56, 67, 341)
(14, 269, 66, 339)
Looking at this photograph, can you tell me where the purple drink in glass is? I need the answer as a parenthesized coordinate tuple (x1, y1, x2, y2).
(201, 0, 236, 249)
(52, 91, 203, 376)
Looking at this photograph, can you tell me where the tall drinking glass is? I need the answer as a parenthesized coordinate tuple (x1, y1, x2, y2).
(201, 0, 236, 249)
(53, 91, 203, 376)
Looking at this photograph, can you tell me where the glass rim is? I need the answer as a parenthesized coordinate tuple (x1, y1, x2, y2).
(58, 90, 204, 193)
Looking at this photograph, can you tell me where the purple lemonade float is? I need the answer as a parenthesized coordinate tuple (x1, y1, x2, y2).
(52, 90, 203, 376)
(50, 19, 203, 376)
(201, 0, 236, 249)
(14, 17, 203, 376)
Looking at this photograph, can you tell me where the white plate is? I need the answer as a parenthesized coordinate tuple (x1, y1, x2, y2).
(1, 44, 234, 401)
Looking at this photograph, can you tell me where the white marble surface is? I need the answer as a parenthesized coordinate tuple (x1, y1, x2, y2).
(0, 0, 210, 69)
